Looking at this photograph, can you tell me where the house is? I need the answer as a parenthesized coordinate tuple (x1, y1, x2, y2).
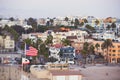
(92, 30, 116, 40)
(49, 47, 60, 60)
(30, 63, 82, 80)
(102, 31, 115, 40)
(92, 40, 120, 63)
(37, 18, 46, 26)
(66, 36, 77, 42)
(59, 46, 75, 64)
(0, 35, 15, 52)
(108, 42, 120, 63)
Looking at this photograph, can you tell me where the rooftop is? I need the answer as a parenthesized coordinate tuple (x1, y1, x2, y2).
(50, 70, 82, 76)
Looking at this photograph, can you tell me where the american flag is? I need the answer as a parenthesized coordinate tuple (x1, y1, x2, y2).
(26, 46, 38, 56)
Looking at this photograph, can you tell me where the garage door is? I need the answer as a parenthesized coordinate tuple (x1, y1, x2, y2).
(56, 76, 65, 80)
(69, 76, 78, 80)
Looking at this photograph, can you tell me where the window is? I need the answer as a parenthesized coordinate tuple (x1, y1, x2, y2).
(76, 33, 79, 35)
(118, 54, 120, 56)
(10, 45, 13, 47)
(112, 54, 115, 56)
(109, 50, 111, 52)
(113, 50, 116, 52)
(118, 50, 120, 52)
(118, 46, 120, 48)
(69, 76, 78, 80)
(71, 33, 74, 36)
(112, 46, 115, 48)
(56, 76, 65, 80)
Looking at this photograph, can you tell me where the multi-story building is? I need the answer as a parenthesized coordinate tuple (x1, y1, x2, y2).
(37, 18, 46, 26)
(0, 19, 27, 27)
(108, 42, 120, 63)
(0, 36, 15, 51)
(92, 40, 120, 63)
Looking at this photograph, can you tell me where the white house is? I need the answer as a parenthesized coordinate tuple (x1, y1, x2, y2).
(49, 47, 60, 60)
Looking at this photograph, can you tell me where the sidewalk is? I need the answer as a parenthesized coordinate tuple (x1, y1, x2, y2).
(70, 64, 120, 80)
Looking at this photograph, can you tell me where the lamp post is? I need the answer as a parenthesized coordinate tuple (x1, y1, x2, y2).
(9, 51, 13, 80)
(9, 65, 11, 80)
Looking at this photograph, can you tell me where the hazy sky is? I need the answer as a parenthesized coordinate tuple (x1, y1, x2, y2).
(0, 0, 120, 18)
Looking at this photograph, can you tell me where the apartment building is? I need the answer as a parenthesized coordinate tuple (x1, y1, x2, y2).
(0, 36, 15, 51)
(108, 42, 120, 63)
(92, 40, 120, 63)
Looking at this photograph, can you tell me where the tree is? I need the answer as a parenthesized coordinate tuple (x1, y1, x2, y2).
(71, 20, 74, 25)
(11, 25, 25, 35)
(80, 22, 84, 27)
(39, 43, 49, 58)
(106, 25, 111, 30)
(27, 17, 37, 32)
(9, 17, 14, 21)
(61, 38, 71, 46)
(74, 18, 79, 26)
(50, 19, 54, 26)
(95, 19, 100, 25)
(89, 45, 95, 54)
(3, 25, 19, 41)
(111, 22, 116, 30)
(89, 44, 95, 64)
(65, 17, 69, 22)
(81, 42, 89, 59)
(24, 38, 32, 46)
(37, 25, 48, 32)
(101, 39, 113, 64)
(85, 24, 95, 32)
(45, 35, 53, 45)
(95, 43, 100, 54)
(0, 18, 2, 21)
(36, 38, 43, 56)
(81, 42, 89, 67)
(83, 19, 88, 23)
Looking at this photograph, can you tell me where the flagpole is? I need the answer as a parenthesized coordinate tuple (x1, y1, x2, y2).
(24, 42, 26, 58)
(22, 42, 26, 71)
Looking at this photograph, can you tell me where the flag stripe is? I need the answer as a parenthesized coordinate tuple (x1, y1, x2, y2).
(26, 46, 38, 56)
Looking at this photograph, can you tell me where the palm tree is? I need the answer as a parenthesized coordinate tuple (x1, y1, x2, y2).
(81, 42, 89, 60)
(61, 38, 71, 46)
(45, 35, 53, 46)
(64, 17, 69, 22)
(89, 45, 95, 64)
(74, 18, 79, 26)
(85, 24, 95, 33)
(39, 43, 49, 58)
(80, 22, 84, 27)
(89, 45, 95, 54)
(95, 43, 100, 54)
(81, 42, 89, 67)
(50, 19, 54, 26)
(71, 20, 74, 26)
(95, 19, 100, 25)
(101, 39, 113, 64)
(106, 25, 111, 30)
(27, 17, 37, 32)
(83, 19, 88, 23)
(9, 17, 15, 21)
(111, 22, 116, 31)
(36, 38, 43, 56)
